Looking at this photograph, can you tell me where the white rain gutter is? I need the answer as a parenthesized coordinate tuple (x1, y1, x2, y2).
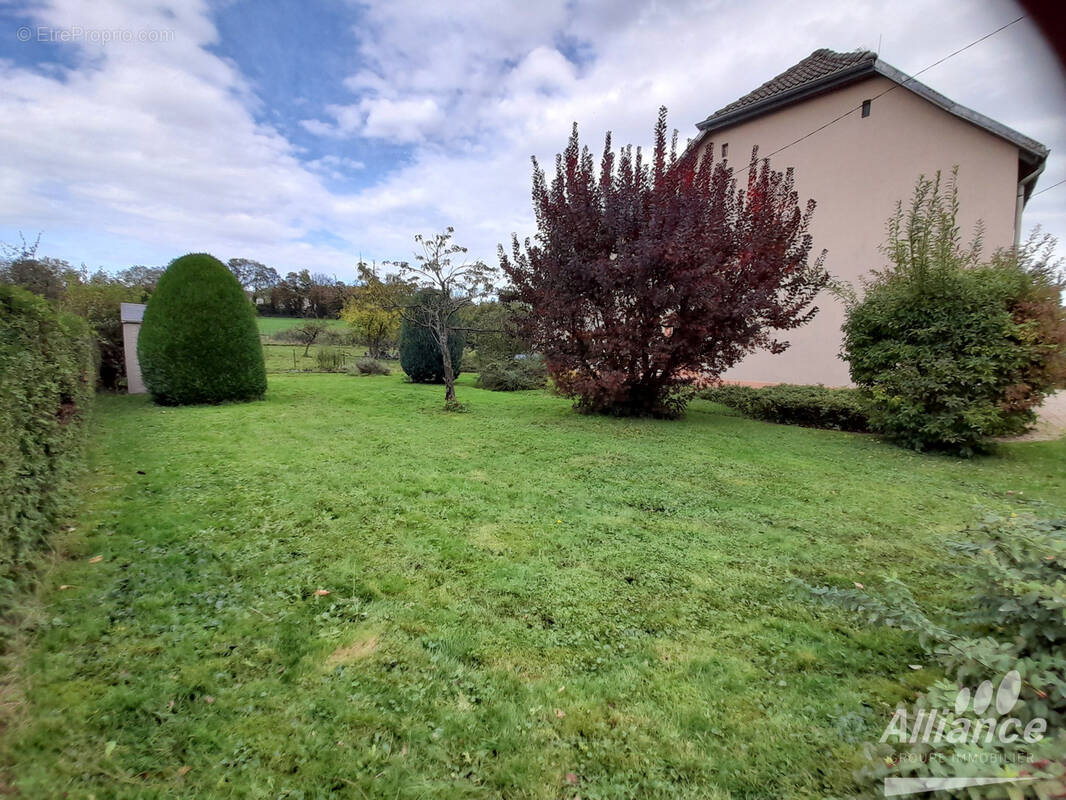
(1015, 160, 1046, 247)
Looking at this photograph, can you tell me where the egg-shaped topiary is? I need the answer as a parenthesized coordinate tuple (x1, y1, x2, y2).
(138, 253, 266, 405)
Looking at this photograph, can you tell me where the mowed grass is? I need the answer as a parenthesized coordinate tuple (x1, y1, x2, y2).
(7, 374, 1065, 798)
(255, 316, 349, 336)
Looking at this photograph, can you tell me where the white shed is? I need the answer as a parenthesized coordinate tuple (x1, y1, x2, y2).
(120, 302, 147, 394)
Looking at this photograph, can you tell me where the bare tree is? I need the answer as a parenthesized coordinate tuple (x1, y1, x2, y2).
(294, 319, 327, 356)
(391, 228, 495, 405)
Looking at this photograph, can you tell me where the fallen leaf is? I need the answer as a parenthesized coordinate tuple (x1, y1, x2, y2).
(89, 555, 103, 564)
(853, 582, 864, 589)
(314, 589, 331, 596)
(908, 664, 923, 670)
(401, 743, 408, 756)
(555, 709, 566, 718)
(177, 765, 191, 777)
(59, 585, 73, 590)
(105, 741, 117, 758)
(565, 772, 579, 785)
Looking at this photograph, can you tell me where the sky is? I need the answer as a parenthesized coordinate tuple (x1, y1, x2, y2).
(0, 0, 1063, 281)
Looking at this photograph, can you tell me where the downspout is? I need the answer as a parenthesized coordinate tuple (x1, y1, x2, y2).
(1014, 159, 1046, 247)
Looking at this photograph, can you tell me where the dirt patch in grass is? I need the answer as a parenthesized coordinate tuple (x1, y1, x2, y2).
(325, 633, 379, 666)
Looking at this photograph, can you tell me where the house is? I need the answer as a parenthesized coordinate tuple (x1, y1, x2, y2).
(691, 48, 1049, 386)
(120, 302, 147, 394)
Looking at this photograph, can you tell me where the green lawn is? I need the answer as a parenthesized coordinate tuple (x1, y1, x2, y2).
(7, 375, 1065, 798)
(255, 316, 349, 336)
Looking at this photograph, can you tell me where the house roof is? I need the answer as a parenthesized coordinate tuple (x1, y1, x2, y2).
(120, 302, 145, 323)
(708, 48, 878, 121)
(694, 48, 1049, 196)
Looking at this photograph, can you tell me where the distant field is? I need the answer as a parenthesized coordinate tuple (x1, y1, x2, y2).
(255, 316, 349, 336)
(261, 342, 373, 373)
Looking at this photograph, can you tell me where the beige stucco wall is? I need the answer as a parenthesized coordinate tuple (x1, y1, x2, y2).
(696, 75, 1022, 385)
(122, 321, 146, 394)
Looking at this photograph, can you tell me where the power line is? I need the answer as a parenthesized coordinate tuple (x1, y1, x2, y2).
(1030, 177, 1066, 198)
(733, 15, 1026, 174)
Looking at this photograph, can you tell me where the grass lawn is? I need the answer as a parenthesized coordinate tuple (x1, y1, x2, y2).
(255, 316, 349, 337)
(7, 375, 1065, 798)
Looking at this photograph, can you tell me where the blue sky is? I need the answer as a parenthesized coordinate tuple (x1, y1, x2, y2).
(0, 0, 1063, 280)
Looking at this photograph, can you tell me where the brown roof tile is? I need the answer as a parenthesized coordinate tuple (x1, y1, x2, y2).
(707, 48, 877, 121)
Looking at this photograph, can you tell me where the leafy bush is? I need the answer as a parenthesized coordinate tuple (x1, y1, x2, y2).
(59, 276, 141, 390)
(351, 357, 390, 376)
(843, 173, 1066, 456)
(138, 253, 267, 405)
(800, 512, 1066, 796)
(398, 296, 464, 384)
(476, 356, 548, 391)
(0, 285, 96, 613)
(500, 108, 827, 418)
(460, 299, 532, 368)
(321, 329, 356, 347)
(702, 384, 871, 432)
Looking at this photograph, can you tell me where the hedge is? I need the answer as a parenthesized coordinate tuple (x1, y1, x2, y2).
(703, 384, 872, 432)
(138, 253, 266, 405)
(0, 285, 96, 608)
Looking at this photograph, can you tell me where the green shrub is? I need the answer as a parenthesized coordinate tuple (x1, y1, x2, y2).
(59, 276, 140, 390)
(314, 346, 347, 372)
(800, 512, 1066, 796)
(843, 173, 1066, 456)
(703, 383, 871, 432)
(399, 298, 463, 384)
(476, 356, 548, 391)
(0, 285, 96, 613)
(351, 357, 390, 376)
(138, 253, 267, 405)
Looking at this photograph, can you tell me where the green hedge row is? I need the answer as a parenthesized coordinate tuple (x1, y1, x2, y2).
(703, 384, 872, 432)
(0, 285, 96, 605)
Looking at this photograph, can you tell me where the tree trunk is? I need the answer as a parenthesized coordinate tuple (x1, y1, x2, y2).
(437, 321, 456, 402)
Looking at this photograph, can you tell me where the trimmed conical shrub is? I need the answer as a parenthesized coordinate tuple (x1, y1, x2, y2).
(399, 292, 463, 384)
(138, 253, 266, 405)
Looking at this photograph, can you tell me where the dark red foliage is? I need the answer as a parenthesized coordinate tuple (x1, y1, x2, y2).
(500, 107, 828, 417)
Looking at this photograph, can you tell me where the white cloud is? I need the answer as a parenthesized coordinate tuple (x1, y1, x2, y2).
(302, 96, 445, 142)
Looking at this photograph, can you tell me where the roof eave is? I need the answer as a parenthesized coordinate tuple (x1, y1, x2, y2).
(870, 59, 1049, 168)
(694, 57, 1048, 178)
(695, 61, 876, 133)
